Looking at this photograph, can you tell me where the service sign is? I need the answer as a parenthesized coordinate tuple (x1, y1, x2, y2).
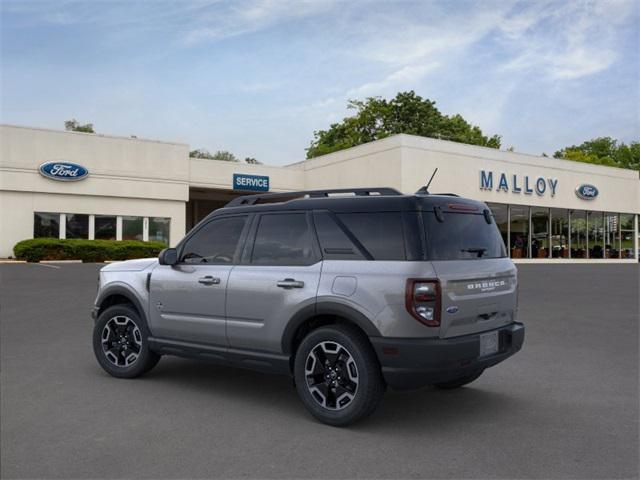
(233, 173, 269, 192)
(39, 161, 89, 182)
(575, 184, 598, 200)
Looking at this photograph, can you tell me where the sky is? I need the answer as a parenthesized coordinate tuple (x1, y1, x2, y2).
(1, 0, 639, 165)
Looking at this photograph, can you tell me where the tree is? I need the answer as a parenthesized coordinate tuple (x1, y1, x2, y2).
(64, 119, 94, 133)
(189, 149, 239, 162)
(554, 137, 640, 171)
(306, 91, 501, 158)
(244, 157, 262, 165)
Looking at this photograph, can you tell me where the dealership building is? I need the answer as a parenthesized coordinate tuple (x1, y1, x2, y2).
(1, 123, 638, 262)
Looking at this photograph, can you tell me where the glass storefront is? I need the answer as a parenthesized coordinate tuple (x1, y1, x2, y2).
(570, 210, 587, 258)
(551, 209, 569, 258)
(486, 204, 637, 260)
(487, 203, 508, 249)
(620, 214, 635, 259)
(95, 215, 117, 240)
(149, 217, 170, 245)
(65, 214, 89, 239)
(34, 212, 60, 238)
(531, 208, 550, 259)
(122, 216, 143, 241)
(509, 205, 529, 259)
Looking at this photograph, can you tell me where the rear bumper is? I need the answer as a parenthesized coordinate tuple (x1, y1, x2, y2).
(370, 322, 525, 390)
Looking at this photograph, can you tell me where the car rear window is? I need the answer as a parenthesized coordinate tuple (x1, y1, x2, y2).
(423, 211, 506, 260)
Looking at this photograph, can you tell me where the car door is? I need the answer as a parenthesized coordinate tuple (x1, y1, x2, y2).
(226, 212, 322, 353)
(148, 214, 250, 345)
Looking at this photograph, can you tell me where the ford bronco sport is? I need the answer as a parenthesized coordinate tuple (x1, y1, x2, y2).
(92, 187, 524, 426)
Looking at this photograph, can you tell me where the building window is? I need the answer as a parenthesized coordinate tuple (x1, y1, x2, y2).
(65, 214, 89, 239)
(95, 215, 117, 240)
(149, 217, 170, 245)
(570, 210, 587, 258)
(509, 205, 529, 259)
(588, 211, 604, 258)
(550, 209, 569, 258)
(531, 207, 550, 258)
(34, 212, 60, 238)
(620, 214, 636, 259)
(487, 203, 509, 251)
(122, 216, 143, 241)
(603, 213, 619, 259)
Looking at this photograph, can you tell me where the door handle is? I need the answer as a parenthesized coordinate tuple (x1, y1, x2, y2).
(198, 276, 221, 285)
(277, 278, 305, 289)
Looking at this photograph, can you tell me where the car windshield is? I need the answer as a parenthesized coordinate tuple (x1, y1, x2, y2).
(423, 211, 507, 260)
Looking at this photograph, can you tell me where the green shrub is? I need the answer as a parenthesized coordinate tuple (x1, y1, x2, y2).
(13, 238, 166, 262)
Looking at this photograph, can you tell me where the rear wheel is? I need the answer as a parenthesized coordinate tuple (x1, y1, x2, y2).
(294, 325, 385, 426)
(434, 370, 483, 389)
(93, 304, 160, 378)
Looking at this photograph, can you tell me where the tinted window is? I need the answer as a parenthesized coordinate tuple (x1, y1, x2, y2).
(313, 212, 365, 260)
(66, 214, 89, 239)
(34, 212, 59, 238)
(251, 214, 316, 265)
(337, 212, 405, 260)
(181, 216, 247, 264)
(95, 215, 117, 240)
(424, 212, 506, 260)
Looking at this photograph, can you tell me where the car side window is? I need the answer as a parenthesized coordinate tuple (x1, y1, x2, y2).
(337, 212, 406, 260)
(180, 216, 247, 264)
(251, 213, 316, 266)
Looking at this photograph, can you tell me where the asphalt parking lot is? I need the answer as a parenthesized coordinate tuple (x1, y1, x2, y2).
(1, 263, 638, 479)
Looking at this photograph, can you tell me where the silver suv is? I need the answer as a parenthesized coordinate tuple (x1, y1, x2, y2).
(92, 187, 524, 426)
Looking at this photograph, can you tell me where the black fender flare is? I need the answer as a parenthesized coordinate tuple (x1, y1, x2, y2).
(281, 301, 381, 354)
(95, 284, 147, 324)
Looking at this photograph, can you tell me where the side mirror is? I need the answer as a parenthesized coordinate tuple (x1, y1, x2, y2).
(158, 247, 178, 266)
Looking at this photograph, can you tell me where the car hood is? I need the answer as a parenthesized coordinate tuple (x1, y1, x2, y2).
(101, 258, 158, 272)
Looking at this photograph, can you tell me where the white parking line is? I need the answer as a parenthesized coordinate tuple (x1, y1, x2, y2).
(34, 263, 61, 269)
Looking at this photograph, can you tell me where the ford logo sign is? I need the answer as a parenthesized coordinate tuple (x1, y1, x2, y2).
(39, 161, 89, 182)
(446, 306, 459, 314)
(575, 184, 598, 200)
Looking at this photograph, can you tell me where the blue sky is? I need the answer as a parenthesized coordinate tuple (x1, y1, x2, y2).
(1, 0, 638, 165)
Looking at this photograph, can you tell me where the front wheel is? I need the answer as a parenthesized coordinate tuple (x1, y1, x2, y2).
(93, 304, 160, 378)
(294, 325, 385, 427)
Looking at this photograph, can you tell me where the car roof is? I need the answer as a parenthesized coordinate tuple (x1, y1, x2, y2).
(206, 193, 488, 220)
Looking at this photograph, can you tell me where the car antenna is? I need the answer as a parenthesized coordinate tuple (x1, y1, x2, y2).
(416, 168, 438, 194)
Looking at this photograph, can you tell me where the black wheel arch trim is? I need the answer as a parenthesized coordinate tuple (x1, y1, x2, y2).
(95, 284, 147, 325)
(281, 301, 381, 354)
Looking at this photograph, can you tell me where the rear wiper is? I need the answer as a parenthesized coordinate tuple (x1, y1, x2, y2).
(461, 247, 487, 258)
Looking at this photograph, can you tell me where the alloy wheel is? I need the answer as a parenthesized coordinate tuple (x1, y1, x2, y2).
(101, 315, 143, 367)
(304, 341, 359, 410)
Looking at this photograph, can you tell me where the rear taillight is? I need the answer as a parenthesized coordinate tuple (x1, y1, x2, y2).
(405, 279, 441, 327)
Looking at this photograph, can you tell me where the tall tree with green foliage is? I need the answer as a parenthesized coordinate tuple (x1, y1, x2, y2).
(306, 91, 501, 158)
(554, 137, 640, 171)
(64, 119, 94, 133)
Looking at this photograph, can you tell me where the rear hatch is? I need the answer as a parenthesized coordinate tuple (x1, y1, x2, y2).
(422, 205, 517, 338)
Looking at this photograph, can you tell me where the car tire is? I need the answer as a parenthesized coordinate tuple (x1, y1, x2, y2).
(294, 324, 385, 427)
(93, 304, 160, 379)
(433, 370, 484, 389)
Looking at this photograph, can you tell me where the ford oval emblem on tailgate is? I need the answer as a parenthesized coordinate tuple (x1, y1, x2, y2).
(446, 306, 459, 314)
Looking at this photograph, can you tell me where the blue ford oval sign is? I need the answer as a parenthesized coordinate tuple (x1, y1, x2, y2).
(575, 184, 598, 200)
(39, 161, 89, 182)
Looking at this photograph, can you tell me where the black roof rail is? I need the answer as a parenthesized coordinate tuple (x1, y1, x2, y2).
(431, 193, 460, 197)
(225, 187, 402, 207)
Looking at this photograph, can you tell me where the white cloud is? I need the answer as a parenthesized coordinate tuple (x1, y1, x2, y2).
(348, 63, 439, 96)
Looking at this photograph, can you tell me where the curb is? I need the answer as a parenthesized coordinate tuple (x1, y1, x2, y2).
(40, 260, 83, 264)
(0, 259, 27, 264)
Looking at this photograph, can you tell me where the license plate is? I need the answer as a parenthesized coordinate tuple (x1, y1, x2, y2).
(479, 331, 499, 357)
